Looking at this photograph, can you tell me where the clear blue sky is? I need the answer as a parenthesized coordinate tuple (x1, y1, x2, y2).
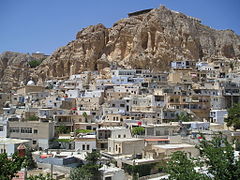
(0, 0, 239, 55)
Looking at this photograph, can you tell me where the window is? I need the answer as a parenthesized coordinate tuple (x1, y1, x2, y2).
(33, 140, 37, 145)
(0, 126, 3, 131)
(21, 127, 32, 133)
(118, 135, 121, 138)
(10, 127, 19, 133)
(34, 129, 38, 134)
(87, 145, 90, 150)
(82, 144, 85, 150)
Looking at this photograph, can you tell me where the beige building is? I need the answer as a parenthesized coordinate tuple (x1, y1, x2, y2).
(0, 93, 10, 114)
(8, 120, 55, 149)
(168, 69, 193, 84)
(17, 85, 44, 95)
(143, 143, 199, 159)
(108, 138, 144, 155)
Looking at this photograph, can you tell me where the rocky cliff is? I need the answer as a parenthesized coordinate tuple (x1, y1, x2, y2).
(1, 6, 240, 90)
(0, 51, 35, 92)
(34, 6, 240, 83)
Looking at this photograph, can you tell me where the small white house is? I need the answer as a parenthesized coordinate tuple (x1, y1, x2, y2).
(0, 138, 30, 156)
(210, 109, 228, 124)
(100, 165, 127, 180)
(75, 135, 96, 153)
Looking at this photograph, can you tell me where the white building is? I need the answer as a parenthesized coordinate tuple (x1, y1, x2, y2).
(0, 116, 8, 138)
(75, 135, 96, 153)
(0, 138, 30, 156)
(100, 165, 127, 180)
(210, 109, 228, 124)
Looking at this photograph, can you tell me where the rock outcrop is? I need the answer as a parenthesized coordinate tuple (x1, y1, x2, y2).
(1, 6, 240, 90)
(0, 51, 35, 92)
(34, 6, 240, 83)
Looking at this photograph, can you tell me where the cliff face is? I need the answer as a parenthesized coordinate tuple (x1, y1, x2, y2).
(0, 51, 34, 92)
(1, 6, 240, 90)
(35, 6, 240, 83)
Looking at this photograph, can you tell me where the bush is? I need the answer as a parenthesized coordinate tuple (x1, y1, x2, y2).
(56, 139, 72, 143)
(27, 115, 39, 121)
(56, 125, 70, 134)
(75, 129, 93, 134)
(132, 127, 145, 135)
(28, 60, 42, 68)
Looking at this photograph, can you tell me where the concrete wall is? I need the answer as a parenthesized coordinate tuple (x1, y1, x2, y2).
(75, 140, 96, 152)
(122, 140, 144, 155)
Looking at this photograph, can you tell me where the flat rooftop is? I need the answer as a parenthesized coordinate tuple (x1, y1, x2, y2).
(153, 143, 195, 149)
(108, 138, 143, 142)
(0, 138, 30, 144)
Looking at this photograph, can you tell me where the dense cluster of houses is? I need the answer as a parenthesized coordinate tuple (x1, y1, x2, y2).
(1, 58, 240, 179)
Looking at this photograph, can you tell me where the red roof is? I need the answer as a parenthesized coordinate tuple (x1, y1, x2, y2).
(17, 144, 26, 150)
(40, 154, 53, 159)
(145, 139, 169, 142)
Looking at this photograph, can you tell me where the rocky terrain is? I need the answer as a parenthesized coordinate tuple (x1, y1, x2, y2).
(0, 51, 35, 92)
(1, 5, 240, 90)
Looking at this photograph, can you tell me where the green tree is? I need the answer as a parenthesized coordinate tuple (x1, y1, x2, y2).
(75, 129, 93, 134)
(225, 103, 240, 130)
(166, 134, 240, 180)
(82, 112, 88, 123)
(70, 151, 102, 180)
(24, 148, 37, 170)
(27, 173, 54, 180)
(197, 135, 240, 180)
(70, 167, 92, 180)
(165, 151, 210, 180)
(28, 60, 42, 68)
(0, 153, 25, 180)
(27, 115, 39, 121)
(132, 127, 145, 136)
(56, 124, 70, 134)
(176, 112, 192, 122)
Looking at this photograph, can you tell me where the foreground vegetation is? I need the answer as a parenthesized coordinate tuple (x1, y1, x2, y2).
(165, 134, 240, 180)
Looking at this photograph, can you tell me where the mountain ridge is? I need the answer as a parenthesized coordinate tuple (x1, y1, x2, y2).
(1, 5, 240, 91)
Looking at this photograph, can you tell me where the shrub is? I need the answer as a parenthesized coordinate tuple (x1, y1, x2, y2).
(27, 115, 39, 121)
(28, 60, 41, 68)
(75, 129, 93, 134)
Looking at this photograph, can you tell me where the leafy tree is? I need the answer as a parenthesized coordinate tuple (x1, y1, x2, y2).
(225, 103, 240, 130)
(0, 153, 25, 180)
(176, 112, 192, 122)
(27, 115, 39, 121)
(165, 151, 210, 180)
(197, 135, 240, 180)
(82, 112, 88, 123)
(70, 167, 92, 180)
(28, 60, 42, 68)
(75, 129, 93, 134)
(132, 127, 145, 136)
(24, 148, 37, 170)
(70, 151, 102, 180)
(166, 134, 240, 180)
(27, 173, 54, 180)
(56, 124, 70, 134)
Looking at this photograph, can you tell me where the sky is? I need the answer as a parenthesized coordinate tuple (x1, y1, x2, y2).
(0, 0, 239, 55)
